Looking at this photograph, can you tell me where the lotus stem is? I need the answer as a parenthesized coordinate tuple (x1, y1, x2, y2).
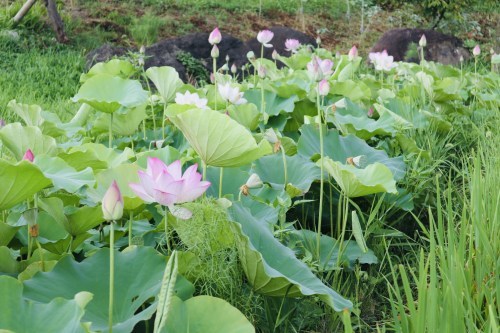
(109, 221, 115, 333)
(219, 167, 224, 198)
(164, 206, 171, 254)
(128, 212, 133, 247)
(213, 57, 217, 109)
(280, 145, 287, 187)
(108, 113, 113, 149)
(162, 104, 167, 141)
(36, 239, 45, 271)
(316, 83, 325, 259)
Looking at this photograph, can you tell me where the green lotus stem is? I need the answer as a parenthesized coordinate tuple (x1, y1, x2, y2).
(109, 221, 115, 333)
(336, 193, 349, 268)
(128, 212, 133, 247)
(316, 83, 325, 259)
(164, 206, 171, 253)
(280, 145, 287, 187)
(162, 104, 167, 141)
(108, 113, 113, 149)
(144, 78, 157, 139)
(329, 183, 334, 238)
(219, 167, 224, 198)
(36, 239, 45, 271)
(213, 57, 217, 109)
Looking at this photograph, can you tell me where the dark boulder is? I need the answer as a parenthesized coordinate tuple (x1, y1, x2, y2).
(246, 26, 317, 60)
(370, 28, 470, 66)
(85, 43, 128, 69)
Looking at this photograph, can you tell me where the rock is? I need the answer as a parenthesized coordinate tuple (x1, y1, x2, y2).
(0, 29, 20, 42)
(85, 43, 128, 69)
(370, 28, 470, 66)
(246, 26, 317, 60)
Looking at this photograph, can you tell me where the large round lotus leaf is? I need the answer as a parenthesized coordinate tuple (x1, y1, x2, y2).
(227, 202, 353, 312)
(170, 108, 272, 167)
(81, 59, 136, 81)
(146, 66, 182, 103)
(34, 155, 95, 193)
(0, 275, 90, 333)
(23, 246, 194, 333)
(0, 123, 57, 160)
(244, 89, 297, 116)
(298, 124, 406, 181)
(93, 104, 147, 136)
(162, 295, 255, 333)
(0, 160, 51, 210)
(72, 74, 148, 114)
(319, 157, 397, 198)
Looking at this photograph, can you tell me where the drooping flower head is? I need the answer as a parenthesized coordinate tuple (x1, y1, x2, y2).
(102, 180, 124, 221)
(208, 27, 222, 45)
(348, 45, 358, 61)
(218, 83, 247, 105)
(369, 50, 397, 71)
(257, 30, 274, 48)
(129, 158, 210, 218)
(307, 56, 334, 81)
(284, 39, 301, 53)
(473, 45, 480, 57)
(174, 91, 208, 109)
(23, 149, 34, 162)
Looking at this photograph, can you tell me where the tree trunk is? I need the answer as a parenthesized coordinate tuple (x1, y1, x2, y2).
(43, 0, 68, 43)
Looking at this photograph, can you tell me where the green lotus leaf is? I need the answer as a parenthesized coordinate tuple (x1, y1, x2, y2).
(65, 205, 105, 236)
(297, 124, 406, 180)
(0, 222, 19, 247)
(206, 166, 250, 198)
(34, 155, 95, 193)
(72, 74, 148, 113)
(266, 71, 310, 99)
(69, 143, 134, 168)
(0, 123, 57, 160)
(7, 100, 43, 126)
(227, 202, 353, 311)
(288, 229, 378, 271)
(252, 154, 320, 196)
(331, 55, 362, 82)
(81, 59, 136, 81)
(328, 98, 396, 139)
(227, 103, 261, 131)
(0, 160, 51, 210)
(23, 246, 194, 333)
(136, 146, 181, 169)
(93, 104, 147, 136)
(330, 80, 371, 102)
(58, 150, 108, 171)
(319, 157, 397, 198)
(0, 276, 90, 333)
(93, 163, 142, 210)
(244, 89, 297, 116)
(277, 52, 313, 70)
(146, 66, 183, 103)
(170, 108, 272, 167)
(0, 246, 19, 275)
(162, 295, 255, 333)
(18, 260, 59, 282)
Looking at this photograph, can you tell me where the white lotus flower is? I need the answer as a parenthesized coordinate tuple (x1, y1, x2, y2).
(175, 91, 208, 109)
(218, 83, 247, 105)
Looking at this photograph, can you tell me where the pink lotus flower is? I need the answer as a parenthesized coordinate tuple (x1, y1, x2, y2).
(285, 39, 301, 53)
(208, 27, 222, 45)
(318, 79, 330, 96)
(218, 83, 247, 105)
(129, 158, 210, 218)
(175, 91, 209, 109)
(257, 30, 274, 48)
(473, 45, 480, 57)
(307, 56, 334, 81)
(367, 108, 374, 117)
(369, 50, 397, 71)
(23, 149, 34, 162)
(102, 180, 124, 221)
(348, 45, 358, 60)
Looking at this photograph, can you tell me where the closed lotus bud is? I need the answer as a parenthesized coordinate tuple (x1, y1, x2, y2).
(264, 128, 279, 144)
(246, 173, 263, 188)
(208, 27, 222, 45)
(102, 180, 124, 221)
(139, 45, 146, 54)
(23, 149, 34, 162)
(258, 65, 267, 78)
(473, 45, 480, 57)
(348, 45, 358, 61)
(231, 63, 237, 74)
(419, 34, 427, 47)
(367, 108, 374, 117)
(211, 44, 219, 58)
(220, 63, 229, 72)
(460, 55, 464, 62)
(225, 54, 230, 62)
(318, 79, 330, 96)
(272, 50, 279, 60)
(246, 51, 256, 61)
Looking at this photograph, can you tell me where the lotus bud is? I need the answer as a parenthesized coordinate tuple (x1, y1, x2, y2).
(258, 65, 267, 78)
(246, 51, 256, 61)
(102, 180, 124, 221)
(231, 63, 237, 74)
(318, 79, 330, 96)
(263, 128, 279, 144)
(211, 44, 219, 58)
(220, 63, 229, 72)
(272, 50, 279, 60)
(208, 27, 222, 45)
(367, 108, 374, 117)
(460, 55, 464, 63)
(419, 34, 427, 48)
(139, 45, 146, 54)
(23, 149, 34, 162)
(473, 45, 480, 57)
(348, 45, 358, 61)
(240, 173, 263, 196)
(210, 73, 215, 84)
(225, 54, 230, 63)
